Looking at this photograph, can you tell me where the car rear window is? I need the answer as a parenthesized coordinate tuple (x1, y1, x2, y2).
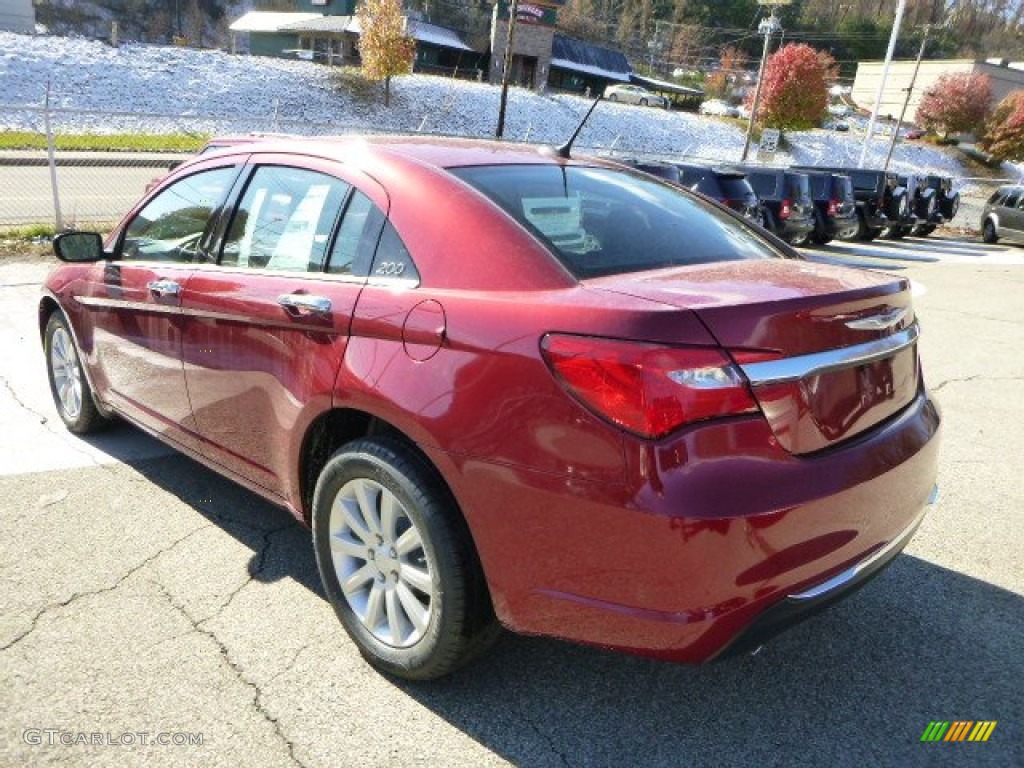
(717, 176, 754, 200)
(787, 173, 810, 200)
(451, 165, 780, 278)
(807, 174, 828, 199)
(744, 173, 779, 199)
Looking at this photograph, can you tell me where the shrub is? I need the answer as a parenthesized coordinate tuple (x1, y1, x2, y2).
(978, 90, 1024, 163)
(915, 73, 993, 139)
(753, 43, 836, 131)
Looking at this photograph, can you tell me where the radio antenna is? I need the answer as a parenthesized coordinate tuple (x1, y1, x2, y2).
(554, 94, 603, 159)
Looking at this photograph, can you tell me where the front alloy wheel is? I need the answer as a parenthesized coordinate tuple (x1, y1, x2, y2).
(44, 312, 108, 434)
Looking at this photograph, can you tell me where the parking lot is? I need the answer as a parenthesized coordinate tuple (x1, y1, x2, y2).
(1, 234, 1021, 767)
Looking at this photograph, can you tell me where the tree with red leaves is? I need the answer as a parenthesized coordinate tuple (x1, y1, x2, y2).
(915, 73, 993, 140)
(751, 43, 836, 131)
(978, 90, 1024, 162)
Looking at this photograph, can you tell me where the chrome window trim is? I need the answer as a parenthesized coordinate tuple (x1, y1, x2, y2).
(739, 324, 919, 387)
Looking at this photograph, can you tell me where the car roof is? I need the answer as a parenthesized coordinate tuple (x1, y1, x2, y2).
(193, 134, 604, 173)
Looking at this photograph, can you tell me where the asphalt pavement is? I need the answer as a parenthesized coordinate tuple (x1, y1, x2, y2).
(0, 236, 1021, 767)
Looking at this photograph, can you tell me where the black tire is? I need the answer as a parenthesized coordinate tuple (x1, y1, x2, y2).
(762, 208, 778, 236)
(312, 436, 498, 680)
(864, 226, 883, 241)
(639, 98, 649, 107)
(982, 219, 999, 244)
(809, 210, 832, 245)
(841, 210, 866, 242)
(911, 224, 935, 237)
(607, 93, 618, 102)
(44, 312, 110, 434)
(941, 190, 960, 220)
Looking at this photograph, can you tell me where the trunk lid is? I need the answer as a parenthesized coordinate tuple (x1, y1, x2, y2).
(588, 260, 920, 454)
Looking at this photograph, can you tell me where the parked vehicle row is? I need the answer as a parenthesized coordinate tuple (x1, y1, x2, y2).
(623, 157, 959, 248)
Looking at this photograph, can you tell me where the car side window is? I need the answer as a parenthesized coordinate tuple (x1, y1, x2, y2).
(121, 166, 238, 262)
(1004, 191, 1021, 208)
(371, 221, 420, 283)
(327, 191, 384, 276)
(220, 166, 350, 272)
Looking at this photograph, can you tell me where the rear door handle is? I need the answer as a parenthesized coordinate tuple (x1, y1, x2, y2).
(277, 293, 332, 316)
(147, 279, 180, 297)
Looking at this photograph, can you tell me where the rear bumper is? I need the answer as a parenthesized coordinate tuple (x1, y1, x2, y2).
(715, 487, 935, 658)
(824, 213, 858, 236)
(431, 389, 941, 662)
(777, 218, 815, 240)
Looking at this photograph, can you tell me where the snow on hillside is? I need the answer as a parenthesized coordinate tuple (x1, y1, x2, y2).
(0, 30, 1014, 187)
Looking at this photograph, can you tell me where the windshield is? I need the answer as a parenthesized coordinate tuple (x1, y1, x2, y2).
(451, 165, 781, 279)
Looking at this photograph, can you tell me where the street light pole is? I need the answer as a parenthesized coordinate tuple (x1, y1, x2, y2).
(883, 25, 930, 172)
(495, 0, 519, 138)
(858, 0, 907, 168)
(740, 6, 782, 163)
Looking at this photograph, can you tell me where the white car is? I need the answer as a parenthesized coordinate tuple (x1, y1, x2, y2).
(699, 99, 739, 117)
(603, 84, 668, 108)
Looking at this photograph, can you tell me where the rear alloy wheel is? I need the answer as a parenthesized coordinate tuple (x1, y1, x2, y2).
(608, 93, 618, 102)
(312, 437, 498, 680)
(44, 312, 109, 434)
(982, 219, 999, 244)
(639, 98, 649, 107)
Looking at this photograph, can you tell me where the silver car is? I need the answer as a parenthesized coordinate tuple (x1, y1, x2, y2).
(603, 84, 668, 108)
(981, 185, 1024, 245)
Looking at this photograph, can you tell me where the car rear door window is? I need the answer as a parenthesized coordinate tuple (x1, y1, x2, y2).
(327, 190, 384, 276)
(220, 166, 350, 272)
(121, 166, 239, 262)
(1003, 190, 1022, 208)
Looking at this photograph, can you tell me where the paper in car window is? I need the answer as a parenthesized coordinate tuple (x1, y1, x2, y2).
(522, 197, 583, 239)
(269, 184, 331, 270)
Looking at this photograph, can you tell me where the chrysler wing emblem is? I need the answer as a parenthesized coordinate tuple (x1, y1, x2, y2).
(844, 308, 908, 331)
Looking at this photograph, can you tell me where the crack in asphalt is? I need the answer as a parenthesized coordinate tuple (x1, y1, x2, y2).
(195, 520, 296, 624)
(928, 307, 1022, 325)
(0, 373, 49, 425)
(151, 577, 306, 767)
(0, 524, 213, 652)
(932, 375, 1022, 393)
(496, 667, 572, 768)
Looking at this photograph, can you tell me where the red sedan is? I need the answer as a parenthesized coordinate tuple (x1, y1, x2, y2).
(40, 137, 940, 680)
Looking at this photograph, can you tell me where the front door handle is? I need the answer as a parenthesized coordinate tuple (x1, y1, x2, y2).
(277, 293, 332, 316)
(147, 279, 180, 297)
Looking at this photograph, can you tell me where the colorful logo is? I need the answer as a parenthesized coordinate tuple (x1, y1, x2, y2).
(921, 721, 997, 742)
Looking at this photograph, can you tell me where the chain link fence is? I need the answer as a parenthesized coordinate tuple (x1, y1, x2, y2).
(0, 101, 1016, 234)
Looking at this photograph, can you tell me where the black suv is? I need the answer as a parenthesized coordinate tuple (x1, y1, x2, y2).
(793, 166, 911, 241)
(801, 170, 858, 244)
(675, 163, 764, 226)
(730, 165, 815, 244)
(624, 161, 764, 228)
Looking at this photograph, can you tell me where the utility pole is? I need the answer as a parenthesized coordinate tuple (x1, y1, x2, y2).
(858, 0, 907, 168)
(495, 0, 519, 138)
(741, 2, 787, 163)
(883, 25, 930, 171)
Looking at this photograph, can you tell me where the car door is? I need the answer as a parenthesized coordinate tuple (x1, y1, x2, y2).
(1010, 189, 1024, 240)
(77, 162, 243, 450)
(179, 156, 386, 500)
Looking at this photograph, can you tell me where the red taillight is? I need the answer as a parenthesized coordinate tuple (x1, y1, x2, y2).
(540, 335, 759, 439)
(827, 198, 839, 216)
(780, 198, 792, 219)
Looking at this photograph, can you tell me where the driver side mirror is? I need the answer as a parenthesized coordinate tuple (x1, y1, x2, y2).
(53, 231, 105, 263)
